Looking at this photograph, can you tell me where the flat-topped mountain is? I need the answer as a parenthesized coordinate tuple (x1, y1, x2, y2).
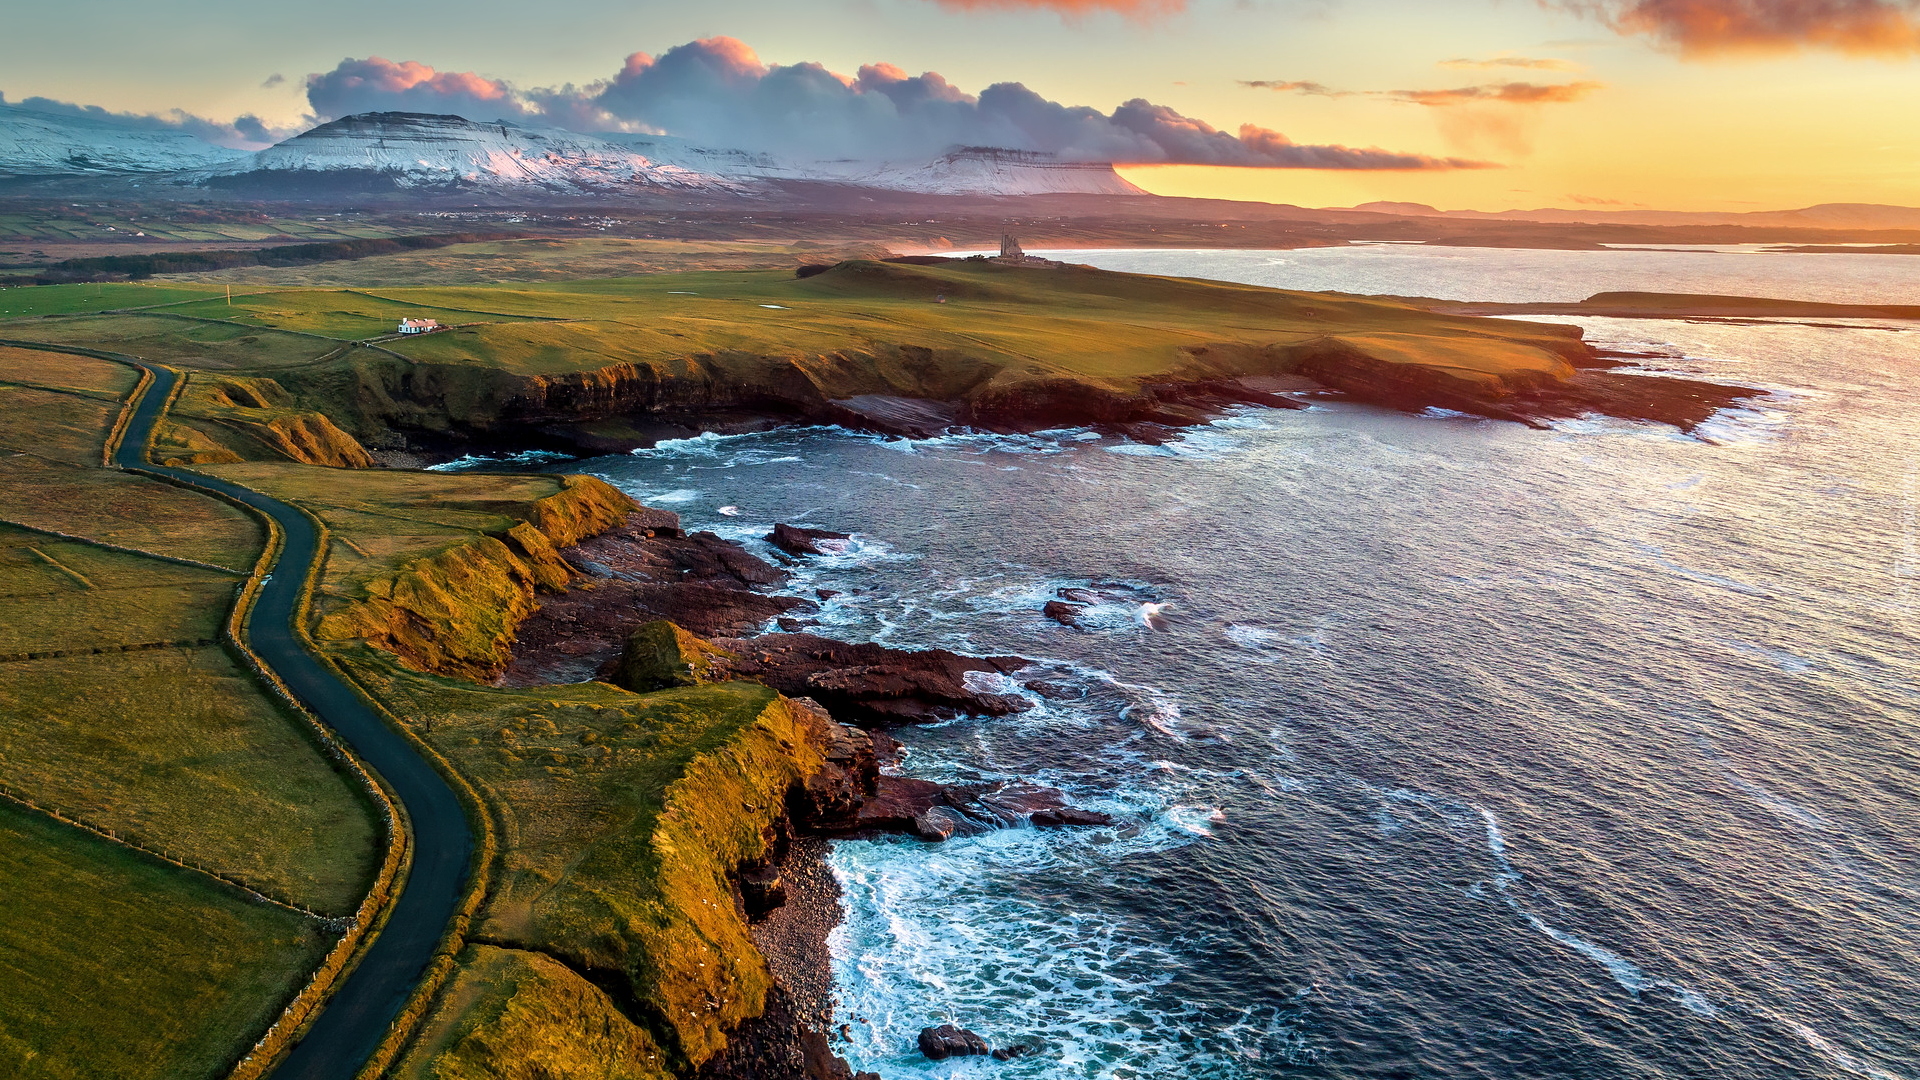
(0, 105, 1148, 200)
(220, 111, 750, 196)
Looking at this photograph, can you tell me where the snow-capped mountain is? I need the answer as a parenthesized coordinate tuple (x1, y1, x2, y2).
(596, 134, 1146, 196)
(0, 106, 1148, 199)
(0, 103, 248, 177)
(832, 148, 1146, 197)
(224, 112, 749, 195)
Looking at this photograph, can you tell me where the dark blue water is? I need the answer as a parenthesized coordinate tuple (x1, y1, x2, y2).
(556, 249, 1920, 1079)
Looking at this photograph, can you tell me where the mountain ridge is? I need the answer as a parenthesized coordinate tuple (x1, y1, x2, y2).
(0, 105, 1147, 200)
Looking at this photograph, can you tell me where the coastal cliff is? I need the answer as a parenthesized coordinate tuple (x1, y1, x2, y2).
(315, 476, 636, 679)
(241, 260, 1743, 455)
(293, 472, 1100, 1079)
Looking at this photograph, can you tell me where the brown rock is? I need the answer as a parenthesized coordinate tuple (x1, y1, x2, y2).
(706, 632, 1031, 726)
(502, 514, 805, 685)
(920, 1024, 992, 1060)
(768, 523, 853, 556)
(1042, 600, 1086, 627)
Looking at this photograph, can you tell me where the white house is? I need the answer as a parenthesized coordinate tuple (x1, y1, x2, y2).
(397, 318, 440, 334)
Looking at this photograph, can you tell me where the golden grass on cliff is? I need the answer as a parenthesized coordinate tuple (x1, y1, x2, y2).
(200, 462, 580, 601)
(344, 648, 822, 1072)
(395, 944, 672, 1080)
(0, 799, 332, 1080)
(161, 372, 375, 468)
(199, 464, 634, 677)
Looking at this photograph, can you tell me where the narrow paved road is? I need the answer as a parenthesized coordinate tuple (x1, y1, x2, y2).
(115, 363, 473, 1080)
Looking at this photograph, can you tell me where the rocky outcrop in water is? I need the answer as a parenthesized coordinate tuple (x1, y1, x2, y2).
(767, 523, 852, 556)
(920, 1024, 992, 1060)
(502, 510, 808, 685)
(705, 632, 1032, 725)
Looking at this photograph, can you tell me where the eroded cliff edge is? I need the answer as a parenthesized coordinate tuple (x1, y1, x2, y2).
(250, 260, 1757, 458)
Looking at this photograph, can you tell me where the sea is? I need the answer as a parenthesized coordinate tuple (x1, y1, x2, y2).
(545, 244, 1920, 1078)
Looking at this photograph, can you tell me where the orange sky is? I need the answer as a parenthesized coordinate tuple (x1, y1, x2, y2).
(3, 0, 1917, 212)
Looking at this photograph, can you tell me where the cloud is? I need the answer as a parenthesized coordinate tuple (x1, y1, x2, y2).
(1241, 79, 1354, 96)
(301, 39, 1486, 170)
(1558, 0, 1920, 55)
(926, 0, 1186, 16)
(1243, 78, 1604, 106)
(1387, 81, 1605, 105)
(1, 94, 292, 149)
(1438, 56, 1582, 70)
(1244, 77, 1602, 158)
(306, 57, 528, 122)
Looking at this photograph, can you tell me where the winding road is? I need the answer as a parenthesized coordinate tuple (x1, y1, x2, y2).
(114, 363, 473, 1080)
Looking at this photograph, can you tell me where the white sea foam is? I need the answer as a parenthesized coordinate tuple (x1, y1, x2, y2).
(1782, 1020, 1908, 1080)
(1224, 624, 1282, 651)
(827, 788, 1304, 1079)
(1475, 808, 1718, 1017)
(423, 448, 574, 472)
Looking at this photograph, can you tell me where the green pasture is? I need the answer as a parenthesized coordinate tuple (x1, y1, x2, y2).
(0, 800, 333, 1080)
(0, 282, 229, 319)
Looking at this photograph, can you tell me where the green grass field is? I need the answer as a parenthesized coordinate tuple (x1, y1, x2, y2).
(0, 644, 379, 912)
(169, 237, 893, 288)
(9, 312, 345, 369)
(0, 282, 231, 318)
(0, 337, 380, 1071)
(0, 800, 333, 1080)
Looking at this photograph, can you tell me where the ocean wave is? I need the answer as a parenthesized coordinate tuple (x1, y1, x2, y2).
(827, 790, 1305, 1079)
(1472, 807, 1719, 1017)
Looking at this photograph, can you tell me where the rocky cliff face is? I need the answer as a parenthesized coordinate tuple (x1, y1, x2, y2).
(316, 476, 638, 679)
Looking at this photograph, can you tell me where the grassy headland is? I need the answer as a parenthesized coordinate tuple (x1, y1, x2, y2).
(9, 256, 1627, 454)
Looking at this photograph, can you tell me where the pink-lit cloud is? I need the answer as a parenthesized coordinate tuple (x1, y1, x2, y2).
(1559, 0, 1920, 55)
(1438, 56, 1583, 70)
(1245, 79, 1605, 107)
(300, 38, 1488, 170)
(1388, 81, 1606, 105)
(926, 0, 1186, 17)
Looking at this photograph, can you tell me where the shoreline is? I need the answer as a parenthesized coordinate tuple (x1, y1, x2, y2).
(502, 506, 1113, 1075)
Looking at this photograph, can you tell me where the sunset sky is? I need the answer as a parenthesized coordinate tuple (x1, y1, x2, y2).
(5, 0, 1917, 212)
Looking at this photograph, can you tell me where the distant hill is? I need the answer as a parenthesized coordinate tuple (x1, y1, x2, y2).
(1340, 200, 1920, 232)
(0, 104, 247, 177)
(0, 105, 1146, 200)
